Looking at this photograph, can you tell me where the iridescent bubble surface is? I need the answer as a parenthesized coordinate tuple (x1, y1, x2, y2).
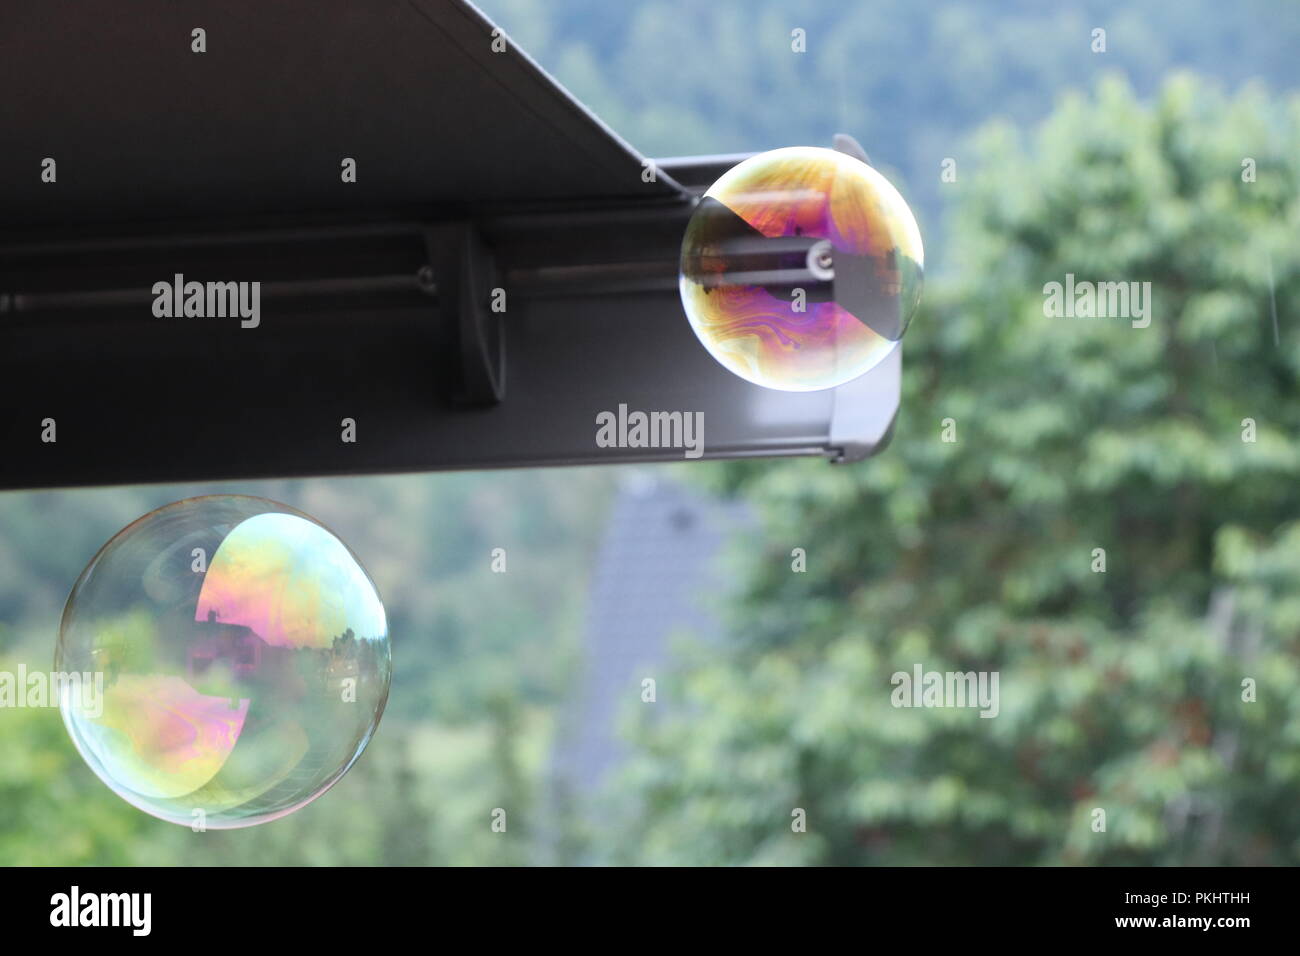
(56, 496, 390, 828)
(679, 145, 924, 391)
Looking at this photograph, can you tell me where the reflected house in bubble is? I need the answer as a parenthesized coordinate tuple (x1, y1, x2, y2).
(185, 608, 309, 705)
(184, 607, 369, 701)
(184, 611, 372, 698)
(188, 609, 266, 682)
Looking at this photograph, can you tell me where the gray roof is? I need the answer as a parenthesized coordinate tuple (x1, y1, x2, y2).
(551, 472, 751, 792)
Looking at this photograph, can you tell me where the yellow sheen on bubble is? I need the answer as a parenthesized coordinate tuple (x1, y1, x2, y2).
(679, 146, 924, 391)
(56, 496, 390, 828)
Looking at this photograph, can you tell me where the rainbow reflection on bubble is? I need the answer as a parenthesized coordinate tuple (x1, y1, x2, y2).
(56, 496, 390, 828)
(679, 146, 923, 391)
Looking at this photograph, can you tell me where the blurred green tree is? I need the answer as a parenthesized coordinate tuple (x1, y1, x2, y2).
(608, 74, 1300, 865)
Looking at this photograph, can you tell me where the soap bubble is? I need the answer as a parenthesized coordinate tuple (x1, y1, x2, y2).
(55, 495, 390, 829)
(679, 146, 924, 391)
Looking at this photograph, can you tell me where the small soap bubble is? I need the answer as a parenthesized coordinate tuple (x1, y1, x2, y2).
(679, 146, 924, 391)
(55, 495, 390, 828)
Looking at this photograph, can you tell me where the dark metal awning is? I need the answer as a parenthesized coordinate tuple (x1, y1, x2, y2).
(0, 1, 899, 491)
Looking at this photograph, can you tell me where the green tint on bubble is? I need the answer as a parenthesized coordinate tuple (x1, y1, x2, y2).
(679, 146, 924, 391)
(55, 495, 390, 829)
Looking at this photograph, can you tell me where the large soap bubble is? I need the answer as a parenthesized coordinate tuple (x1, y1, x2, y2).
(55, 495, 390, 829)
(679, 145, 923, 391)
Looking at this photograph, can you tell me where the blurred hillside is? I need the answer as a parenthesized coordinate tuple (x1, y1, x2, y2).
(482, 0, 1300, 236)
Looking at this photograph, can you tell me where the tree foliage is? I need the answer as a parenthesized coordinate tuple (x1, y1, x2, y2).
(610, 74, 1300, 865)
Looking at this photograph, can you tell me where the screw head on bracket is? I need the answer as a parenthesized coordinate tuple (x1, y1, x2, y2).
(678, 145, 923, 392)
(416, 265, 437, 294)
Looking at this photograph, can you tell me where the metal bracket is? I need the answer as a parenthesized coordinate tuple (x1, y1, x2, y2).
(423, 222, 505, 405)
(832, 132, 872, 166)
